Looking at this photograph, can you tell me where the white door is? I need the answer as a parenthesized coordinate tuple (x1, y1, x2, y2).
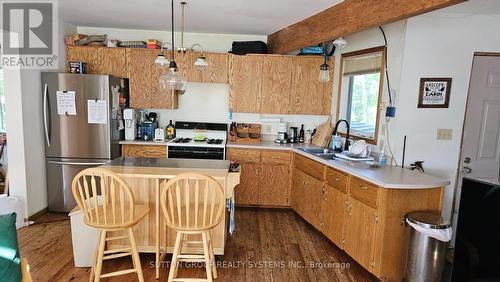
(460, 55, 500, 185)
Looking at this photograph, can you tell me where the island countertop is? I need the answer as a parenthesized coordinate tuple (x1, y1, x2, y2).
(102, 157, 231, 179)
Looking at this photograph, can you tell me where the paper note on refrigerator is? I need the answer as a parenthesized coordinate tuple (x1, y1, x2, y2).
(87, 100, 107, 124)
(56, 91, 77, 115)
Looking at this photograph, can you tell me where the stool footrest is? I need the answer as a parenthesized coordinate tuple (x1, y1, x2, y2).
(105, 235, 128, 241)
(103, 252, 132, 260)
(177, 254, 205, 259)
(100, 268, 137, 278)
(172, 279, 208, 282)
(104, 247, 131, 254)
(178, 258, 206, 263)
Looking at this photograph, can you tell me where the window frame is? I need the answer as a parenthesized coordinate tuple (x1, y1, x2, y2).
(336, 46, 386, 145)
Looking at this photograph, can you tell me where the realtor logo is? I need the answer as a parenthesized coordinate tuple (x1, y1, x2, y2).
(1, 0, 58, 69)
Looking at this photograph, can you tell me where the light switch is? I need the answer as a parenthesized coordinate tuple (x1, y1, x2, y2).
(437, 128, 453, 140)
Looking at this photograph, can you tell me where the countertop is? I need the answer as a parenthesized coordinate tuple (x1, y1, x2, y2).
(228, 142, 450, 189)
(101, 157, 231, 179)
(119, 140, 169, 146)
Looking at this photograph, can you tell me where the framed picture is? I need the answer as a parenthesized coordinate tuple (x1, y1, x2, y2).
(418, 78, 452, 108)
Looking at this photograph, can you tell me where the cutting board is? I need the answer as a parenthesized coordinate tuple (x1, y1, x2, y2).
(312, 116, 334, 147)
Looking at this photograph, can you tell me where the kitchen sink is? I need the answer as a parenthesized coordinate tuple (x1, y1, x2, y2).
(297, 147, 335, 154)
(315, 153, 336, 160)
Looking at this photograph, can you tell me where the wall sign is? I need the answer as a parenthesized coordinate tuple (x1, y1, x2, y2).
(418, 78, 452, 108)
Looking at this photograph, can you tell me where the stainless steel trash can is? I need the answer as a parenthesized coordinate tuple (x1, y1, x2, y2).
(404, 212, 451, 282)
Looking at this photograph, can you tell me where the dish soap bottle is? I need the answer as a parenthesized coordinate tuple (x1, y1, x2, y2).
(166, 120, 176, 139)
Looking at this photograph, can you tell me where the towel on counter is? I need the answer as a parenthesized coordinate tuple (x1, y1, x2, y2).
(227, 196, 236, 235)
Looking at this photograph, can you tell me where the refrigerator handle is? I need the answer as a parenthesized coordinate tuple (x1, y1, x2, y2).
(43, 83, 51, 147)
(47, 160, 109, 166)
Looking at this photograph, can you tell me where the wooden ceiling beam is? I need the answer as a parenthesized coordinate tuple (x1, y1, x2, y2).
(267, 0, 466, 54)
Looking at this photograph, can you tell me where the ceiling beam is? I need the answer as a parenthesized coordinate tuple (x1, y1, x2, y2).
(267, 0, 466, 54)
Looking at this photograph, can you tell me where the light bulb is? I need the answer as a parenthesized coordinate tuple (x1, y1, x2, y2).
(319, 64, 330, 83)
(159, 69, 187, 93)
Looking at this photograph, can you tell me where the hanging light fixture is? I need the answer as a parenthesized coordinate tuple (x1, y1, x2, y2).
(177, 1, 187, 53)
(319, 43, 330, 83)
(333, 37, 348, 49)
(155, 42, 171, 66)
(158, 0, 187, 94)
(191, 43, 208, 71)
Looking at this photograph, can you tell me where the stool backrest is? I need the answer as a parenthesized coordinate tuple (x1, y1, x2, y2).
(71, 168, 136, 228)
(160, 173, 225, 231)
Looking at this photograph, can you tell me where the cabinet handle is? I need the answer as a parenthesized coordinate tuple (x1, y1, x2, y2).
(335, 178, 340, 181)
(295, 96, 299, 104)
(271, 156, 279, 159)
(360, 185, 368, 189)
(323, 190, 328, 200)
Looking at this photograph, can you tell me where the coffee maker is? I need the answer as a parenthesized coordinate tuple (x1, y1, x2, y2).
(288, 127, 299, 143)
(274, 122, 288, 144)
(123, 108, 136, 141)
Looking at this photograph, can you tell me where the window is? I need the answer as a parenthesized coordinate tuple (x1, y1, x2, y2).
(337, 46, 385, 143)
(0, 68, 4, 132)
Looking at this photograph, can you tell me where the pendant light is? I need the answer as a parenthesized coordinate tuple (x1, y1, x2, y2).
(191, 43, 208, 71)
(158, 0, 187, 93)
(319, 43, 330, 83)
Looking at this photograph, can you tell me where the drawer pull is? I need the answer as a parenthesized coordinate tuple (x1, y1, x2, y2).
(271, 156, 279, 159)
(360, 185, 368, 189)
(335, 178, 340, 181)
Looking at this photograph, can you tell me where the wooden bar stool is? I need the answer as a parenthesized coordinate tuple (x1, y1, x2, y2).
(160, 173, 225, 282)
(72, 168, 149, 282)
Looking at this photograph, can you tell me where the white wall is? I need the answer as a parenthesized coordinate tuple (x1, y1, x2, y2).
(394, 13, 500, 221)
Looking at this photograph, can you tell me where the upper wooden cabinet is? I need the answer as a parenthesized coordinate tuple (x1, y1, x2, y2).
(177, 51, 229, 83)
(260, 56, 292, 114)
(228, 54, 333, 115)
(290, 56, 333, 115)
(66, 46, 127, 78)
(229, 55, 263, 113)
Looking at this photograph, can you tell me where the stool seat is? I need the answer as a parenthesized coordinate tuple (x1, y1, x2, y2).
(84, 204, 149, 230)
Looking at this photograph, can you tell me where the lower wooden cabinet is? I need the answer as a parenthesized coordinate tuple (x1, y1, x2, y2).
(321, 184, 347, 247)
(344, 197, 378, 272)
(121, 144, 167, 158)
(235, 163, 260, 205)
(227, 148, 291, 207)
(291, 168, 322, 229)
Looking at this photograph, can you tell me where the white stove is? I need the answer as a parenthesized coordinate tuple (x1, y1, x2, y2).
(167, 122, 228, 159)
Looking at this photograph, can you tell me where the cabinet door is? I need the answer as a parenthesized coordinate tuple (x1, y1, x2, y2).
(235, 163, 260, 205)
(127, 49, 157, 109)
(202, 52, 229, 83)
(344, 197, 377, 271)
(122, 145, 167, 158)
(321, 184, 347, 248)
(229, 55, 262, 113)
(259, 164, 289, 206)
(98, 48, 128, 78)
(290, 56, 332, 115)
(260, 56, 292, 114)
(66, 46, 100, 74)
(291, 168, 307, 216)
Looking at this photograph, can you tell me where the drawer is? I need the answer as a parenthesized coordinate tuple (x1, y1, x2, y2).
(325, 167, 348, 193)
(227, 148, 261, 163)
(294, 153, 325, 180)
(261, 150, 291, 165)
(122, 144, 167, 158)
(349, 177, 378, 208)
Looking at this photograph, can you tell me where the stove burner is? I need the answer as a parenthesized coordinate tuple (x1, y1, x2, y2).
(206, 139, 223, 145)
(172, 138, 192, 143)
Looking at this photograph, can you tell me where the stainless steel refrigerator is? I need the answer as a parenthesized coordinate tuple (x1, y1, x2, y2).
(42, 73, 126, 212)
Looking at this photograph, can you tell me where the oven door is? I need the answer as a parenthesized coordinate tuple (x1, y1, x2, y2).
(168, 146, 225, 160)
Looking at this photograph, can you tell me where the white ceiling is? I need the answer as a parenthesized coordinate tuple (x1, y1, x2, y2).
(438, 0, 500, 15)
(60, 0, 344, 35)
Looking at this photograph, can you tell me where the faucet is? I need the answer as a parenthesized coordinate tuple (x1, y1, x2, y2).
(332, 119, 350, 151)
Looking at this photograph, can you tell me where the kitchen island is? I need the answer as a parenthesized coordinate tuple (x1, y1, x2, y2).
(100, 157, 240, 279)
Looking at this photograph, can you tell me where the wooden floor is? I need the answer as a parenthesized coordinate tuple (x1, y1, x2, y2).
(18, 208, 377, 281)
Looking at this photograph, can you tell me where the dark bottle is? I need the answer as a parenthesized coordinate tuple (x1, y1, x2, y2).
(166, 120, 176, 139)
(299, 124, 305, 143)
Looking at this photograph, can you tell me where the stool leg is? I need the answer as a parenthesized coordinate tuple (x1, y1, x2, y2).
(168, 232, 183, 282)
(202, 232, 213, 282)
(128, 228, 144, 282)
(94, 230, 107, 282)
(207, 231, 217, 279)
(89, 230, 101, 282)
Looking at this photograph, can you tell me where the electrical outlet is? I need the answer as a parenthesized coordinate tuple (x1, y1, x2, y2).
(437, 128, 453, 140)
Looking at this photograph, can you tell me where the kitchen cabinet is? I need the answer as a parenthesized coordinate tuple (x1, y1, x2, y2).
(291, 168, 322, 229)
(344, 197, 377, 271)
(260, 56, 292, 114)
(202, 52, 229, 83)
(227, 148, 291, 207)
(290, 56, 333, 115)
(235, 163, 260, 205)
(66, 46, 127, 77)
(321, 184, 347, 247)
(121, 144, 167, 158)
(229, 55, 262, 113)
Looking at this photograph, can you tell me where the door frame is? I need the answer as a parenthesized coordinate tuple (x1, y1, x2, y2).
(450, 52, 500, 244)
